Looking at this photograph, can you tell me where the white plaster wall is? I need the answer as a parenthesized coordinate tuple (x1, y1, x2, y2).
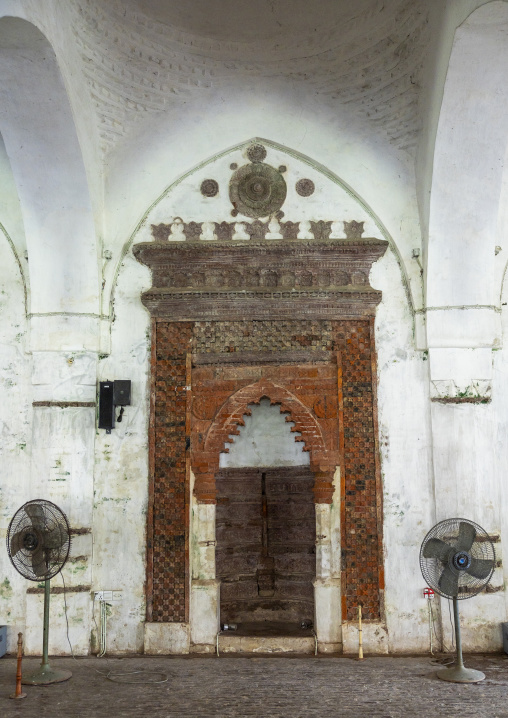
(96, 143, 435, 654)
(92, 248, 152, 654)
(2, 0, 508, 656)
(489, 286, 508, 649)
(0, 229, 32, 653)
(220, 399, 310, 469)
(371, 247, 435, 653)
(0, 134, 28, 310)
(0, 16, 99, 315)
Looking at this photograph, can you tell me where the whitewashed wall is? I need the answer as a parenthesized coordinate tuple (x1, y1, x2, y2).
(1, 0, 508, 658)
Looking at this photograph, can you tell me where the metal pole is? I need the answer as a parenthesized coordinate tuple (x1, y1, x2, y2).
(358, 605, 364, 660)
(41, 578, 50, 672)
(428, 599, 433, 654)
(453, 597, 464, 669)
(22, 576, 72, 685)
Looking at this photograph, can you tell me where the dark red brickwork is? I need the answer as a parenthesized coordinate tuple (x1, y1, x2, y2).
(332, 320, 382, 621)
(193, 320, 334, 354)
(192, 369, 340, 504)
(149, 322, 193, 622)
(149, 318, 382, 624)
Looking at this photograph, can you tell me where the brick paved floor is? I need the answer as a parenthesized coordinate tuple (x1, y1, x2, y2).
(1, 653, 507, 718)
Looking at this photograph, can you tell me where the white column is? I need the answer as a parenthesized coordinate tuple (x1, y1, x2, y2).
(313, 468, 342, 653)
(25, 325, 97, 656)
(190, 501, 220, 651)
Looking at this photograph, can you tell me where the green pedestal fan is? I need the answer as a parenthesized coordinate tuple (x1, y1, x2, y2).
(420, 518, 496, 683)
(6, 499, 72, 685)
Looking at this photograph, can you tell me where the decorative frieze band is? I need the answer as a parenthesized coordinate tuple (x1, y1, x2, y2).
(150, 218, 367, 243)
(134, 232, 388, 321)
(193, 350, 332, 366)
(140, 289, 382, 321)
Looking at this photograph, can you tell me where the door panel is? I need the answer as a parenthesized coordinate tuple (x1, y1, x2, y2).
(216, 466, 315, 626)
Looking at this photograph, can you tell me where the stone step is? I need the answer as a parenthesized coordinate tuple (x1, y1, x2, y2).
(218, 633, 316, 654)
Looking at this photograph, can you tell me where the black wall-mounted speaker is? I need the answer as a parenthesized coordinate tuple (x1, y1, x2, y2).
(99, 381, 115, 431)
(113, 380, 131, 406)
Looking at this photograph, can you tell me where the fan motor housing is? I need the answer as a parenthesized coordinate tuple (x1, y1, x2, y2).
(453, 551, 471, 571)
(22, 532, 39, 551)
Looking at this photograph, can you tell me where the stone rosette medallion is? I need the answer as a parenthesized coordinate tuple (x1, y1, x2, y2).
(200, 179, 219, 197)
(229, 162, 287, 218)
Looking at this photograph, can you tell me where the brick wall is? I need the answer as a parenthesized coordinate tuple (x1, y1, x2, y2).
(148, 322, 192, 622)
(334, 320, 382, 621)
(149, 319, 382, 623)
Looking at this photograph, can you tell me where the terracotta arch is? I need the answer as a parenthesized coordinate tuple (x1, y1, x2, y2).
(192, 378, 339, 504)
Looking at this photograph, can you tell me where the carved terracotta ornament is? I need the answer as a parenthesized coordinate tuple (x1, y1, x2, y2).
(246, 143, 267, 163)
(296, 178, 315, 197)
(229, 163, 287, 218)
(200, 179, 219, 197)
(191, 377, 339, 505)
(344, 220, 365, 239)
(133, 234, 388, 321)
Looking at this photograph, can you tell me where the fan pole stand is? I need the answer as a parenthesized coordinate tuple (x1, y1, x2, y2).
(22, 580, 72, 686)
(437, 598, 485, 684)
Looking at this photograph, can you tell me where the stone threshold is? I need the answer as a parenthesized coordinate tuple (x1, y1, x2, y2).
(218, 633, 317, 654)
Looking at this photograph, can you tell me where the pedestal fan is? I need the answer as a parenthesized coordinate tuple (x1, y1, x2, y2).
(6, 499, 72, 685)
(420, 518, 495, 683)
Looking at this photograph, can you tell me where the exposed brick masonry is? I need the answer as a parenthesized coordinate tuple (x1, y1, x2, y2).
(149, 322, 192, 622)
(149, 319, 382, 623)
(334, 321, 382, 621)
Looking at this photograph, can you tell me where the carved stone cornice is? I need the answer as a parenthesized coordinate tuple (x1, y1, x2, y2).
(133, 235, 388, 321)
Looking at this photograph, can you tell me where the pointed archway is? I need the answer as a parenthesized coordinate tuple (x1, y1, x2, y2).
(192, 376, 339, 504)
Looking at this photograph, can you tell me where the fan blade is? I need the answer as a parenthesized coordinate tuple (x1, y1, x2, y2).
(41, 526, 67, 550)
(455, 522, 476, 552)
(467, 557, 493, 580)
(423, 538, 454, 562)
(438, 566, 459, 597)
(9, 530, 26, 557)
(25, 504, 46, 531)
(30, 547, 48, 578)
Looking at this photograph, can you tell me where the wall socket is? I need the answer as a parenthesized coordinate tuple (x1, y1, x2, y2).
(94, 590, 122, 602)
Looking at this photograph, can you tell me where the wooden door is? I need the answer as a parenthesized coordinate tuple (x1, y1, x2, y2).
(216, 466, 315, 626)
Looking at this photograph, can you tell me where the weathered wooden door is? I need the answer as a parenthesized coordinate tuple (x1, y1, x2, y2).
(216, 466, 315, 626)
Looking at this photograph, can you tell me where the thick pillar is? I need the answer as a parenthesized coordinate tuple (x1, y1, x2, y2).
(313, 468, 342, 653)
(190, 501, 220, 652)
(25, 318, 98, 656)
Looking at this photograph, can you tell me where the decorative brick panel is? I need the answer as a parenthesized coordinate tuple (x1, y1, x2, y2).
(148, 318, 382, 625)
(193, 320, 334, 354)
(148, 321, 192, 622)
(333, 320, 382, 621)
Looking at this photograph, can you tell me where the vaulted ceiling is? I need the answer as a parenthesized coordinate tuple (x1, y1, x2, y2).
(65, 0, 433, 157)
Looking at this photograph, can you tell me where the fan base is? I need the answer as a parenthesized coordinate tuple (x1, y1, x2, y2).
(22, 665, 72, 686)
(437, 665, 485, 683)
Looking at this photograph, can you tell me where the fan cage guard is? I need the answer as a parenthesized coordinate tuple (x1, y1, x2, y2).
(419, 518, 495, 600)
(6, 499, 71, 582)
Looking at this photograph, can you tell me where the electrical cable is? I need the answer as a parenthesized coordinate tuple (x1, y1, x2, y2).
(427, 598, 455, 666)
(448, 598, 455, 650)
(61, 571, 169, 684)
(98, 598, 107, 657)
(61, 571, 77, 660)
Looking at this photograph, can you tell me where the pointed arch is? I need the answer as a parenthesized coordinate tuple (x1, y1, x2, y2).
(204, 378, 325, 455)
(193, 378, 338, 504)
(0, 16, 99, 321)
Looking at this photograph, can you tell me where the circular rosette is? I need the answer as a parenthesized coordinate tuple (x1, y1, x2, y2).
(229, 163, 287, 218)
